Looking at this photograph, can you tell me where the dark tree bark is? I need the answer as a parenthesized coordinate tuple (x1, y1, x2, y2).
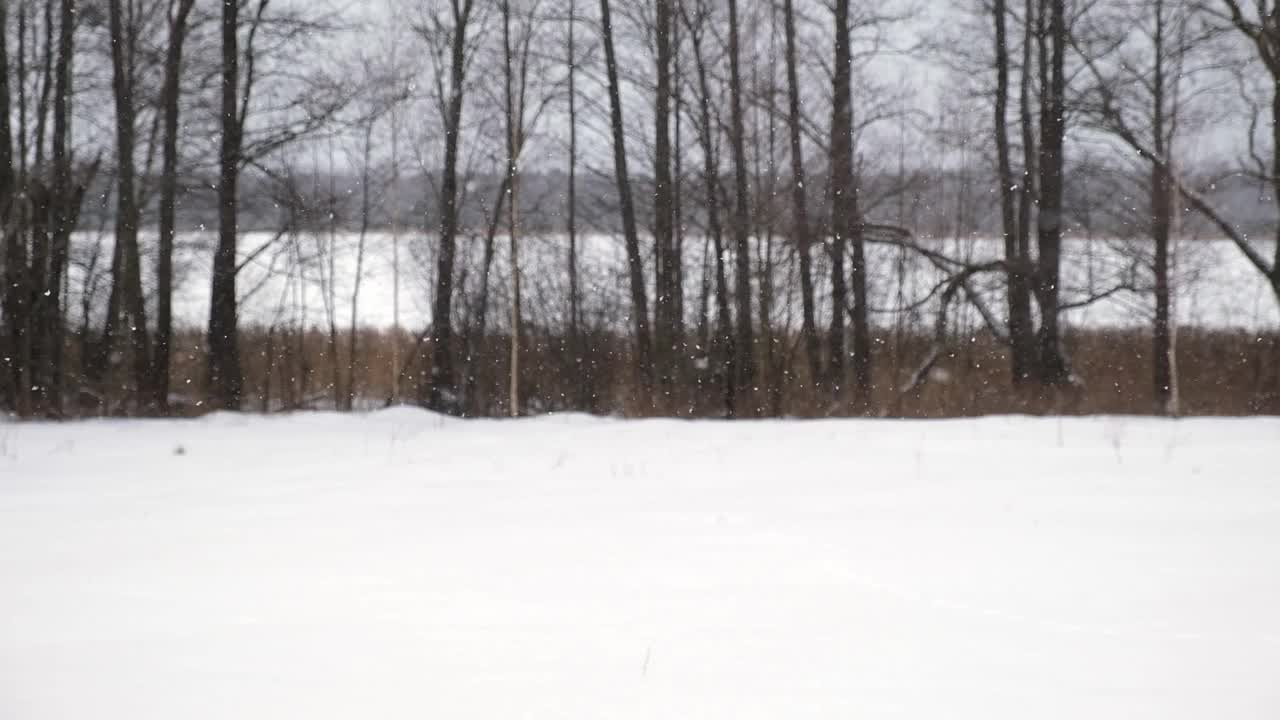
(599, 0, 654, 400)
(653, 0, 678, 401)
(1017, 0, 1038, 375)
(1149, 0, 1178, 414)
(501, 0, 522, 417)
(994, 0, 1036, 385)
(672, 13, 686, 365)
(107, 0, 153, 413)
(726, 0, 756, 413)
(783, 0, 822, 388)
(0, 0, 17, 410)
(424, 0, 475, 415)
(684, 0, 734, 417)
(462, 173, 508, 416)
(35, 0, 77, 414)
(830, 0, 871, 404)
(566, 0, 583, 406)
(346, 123, 375, 412)
(0, 1, 12, 209)
(33, 0, 53, 173)
(154, 0, 197, 413)
(209, 0, 244, 410)
(1034, 0, 1070, 385)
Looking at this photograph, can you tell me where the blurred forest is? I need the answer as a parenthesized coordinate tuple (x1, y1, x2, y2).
(1, 0, 1278, 418)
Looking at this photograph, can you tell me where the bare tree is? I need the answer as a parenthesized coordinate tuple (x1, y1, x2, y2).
(993, 0, 1037, 385)
(782, 0, 822, 388)
(653, 0, 679, 405)
(105, 0, 154, 414)
(599, 0, 654, 401)
(682, 0, 735, 417)
(153, 0, 197, 413)
(421, 0, 478, 415)
(727, 0, 756, 413)
(830, 0, 872, 405)
(1034, 0, 1071, 386)
(208, 0, 245, 410)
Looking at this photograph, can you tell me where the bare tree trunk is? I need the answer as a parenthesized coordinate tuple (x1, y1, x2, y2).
(36, 0, 77, 415)
(599, 0, 654, 403)
(828, 0, 853, 400)
(107, 0, 153, 414)
(463, 174, 509, 416)
(684, 0, 734, 417)
(831, 0, 871, 407)
(16, 0, 26, 182)
(154, 0, 196, 414)
(672, 12, 686, 371)
(566, 0, 584, 407)
(995, 0, 1036, 386)
(502, 0, 522, 417)
(727, 0, 755, 415)
(0, 1, 11, 210)
(782, 0, 821, 389)
(1034, 0, 1069, 386)
(324, 138, 342, 409)
(347, 123, 374, 412)
(1150, 0, 1178, 415)
(0, 0, 16, 410)
(209, 0, 244, 410)
(33, 0, 53, 173)
(653, 0, 680, 409)
(390, 95, 402, 403)
(1017, 0, 1038, 373)
(425, 0, 475, 415)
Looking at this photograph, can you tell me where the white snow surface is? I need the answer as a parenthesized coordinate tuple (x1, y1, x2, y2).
(2, 411, 1279, 719)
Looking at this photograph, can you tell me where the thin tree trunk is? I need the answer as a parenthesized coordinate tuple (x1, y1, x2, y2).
(33, 0, 53, 173)
(782, 0, 821, 389)
(727, 0, 755, 415)
(425, 0, 475, 415)
(0, 0, 12, 209)
(1017, 0, 1038, 372)
(37, 0, 76, 415)
(995, 0, 1036, 386)
(463, 173, 509, 415)
(390, 94, 402, 402)
(1034, 0, 1069, 386)
(653, 0, 676, 404)
(828, 0, 855, 400)
(209, 0, 244, 410)
(599, 0, 654, 403)
(672, 12, 685, 373)
(1150, 0, 1177, 414)
(829, 0, 871, 407)
(0, 0, 17, 411)
(502, 0, 522, 417)
(154, 0, 196, 414)
(347, 124, 374, 412)
(684, 1, 734, 417)
(566, 0, 583, 407)
(324, 138, 342, 409)
(107, 0, 152, 414)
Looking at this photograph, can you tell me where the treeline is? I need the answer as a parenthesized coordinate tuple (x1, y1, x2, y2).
(0, 0, 1277, 419)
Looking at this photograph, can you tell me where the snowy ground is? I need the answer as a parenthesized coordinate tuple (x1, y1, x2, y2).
(2, 411, 1279, 719)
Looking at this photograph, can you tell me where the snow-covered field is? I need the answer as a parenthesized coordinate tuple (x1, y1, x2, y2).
(3, 411, 1279, 719)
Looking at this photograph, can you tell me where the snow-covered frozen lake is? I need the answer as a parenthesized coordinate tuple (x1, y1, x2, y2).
(2, 411, 1279, 719)
(66, 230, 1280, 333)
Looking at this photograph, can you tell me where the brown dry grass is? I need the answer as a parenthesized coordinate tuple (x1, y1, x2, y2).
(121, 325, 1278, 418)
